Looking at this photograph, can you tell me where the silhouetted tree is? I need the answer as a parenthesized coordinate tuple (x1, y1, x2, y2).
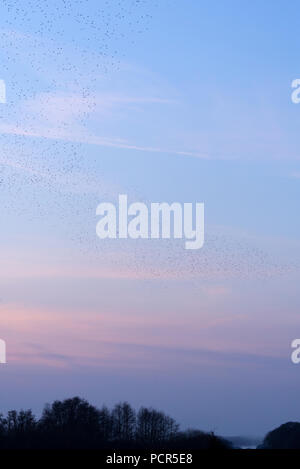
(39, 397, 101, 448)
(0, 413, 6, 437)
(136, 407, 179, 444)
(259, 422, 300, 449)
(0, 396, 232, 450)
(171, 429, 231, 450)
(7, 409, 36, 435)
(0, 409, 37, 448)
(112, 402, 136, 441)
(98, 405, 113, 441)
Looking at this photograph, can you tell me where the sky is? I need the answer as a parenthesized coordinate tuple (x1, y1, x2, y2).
(0, 0, 300, 437)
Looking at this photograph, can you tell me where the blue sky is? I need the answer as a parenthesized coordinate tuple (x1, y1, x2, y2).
(0, 0, 300, 437)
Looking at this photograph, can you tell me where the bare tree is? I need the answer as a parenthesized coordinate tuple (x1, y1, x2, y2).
(136, 407, 179, 443)
(112, 402, 136, 441)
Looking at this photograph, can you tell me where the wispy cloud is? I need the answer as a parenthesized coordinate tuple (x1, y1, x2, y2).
(0, 88, 208, 158)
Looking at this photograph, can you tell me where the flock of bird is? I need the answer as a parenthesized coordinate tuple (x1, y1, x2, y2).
(0, 0, 297, 284)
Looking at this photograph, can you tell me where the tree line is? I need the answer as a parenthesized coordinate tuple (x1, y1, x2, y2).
(0, 397, 230, 449)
